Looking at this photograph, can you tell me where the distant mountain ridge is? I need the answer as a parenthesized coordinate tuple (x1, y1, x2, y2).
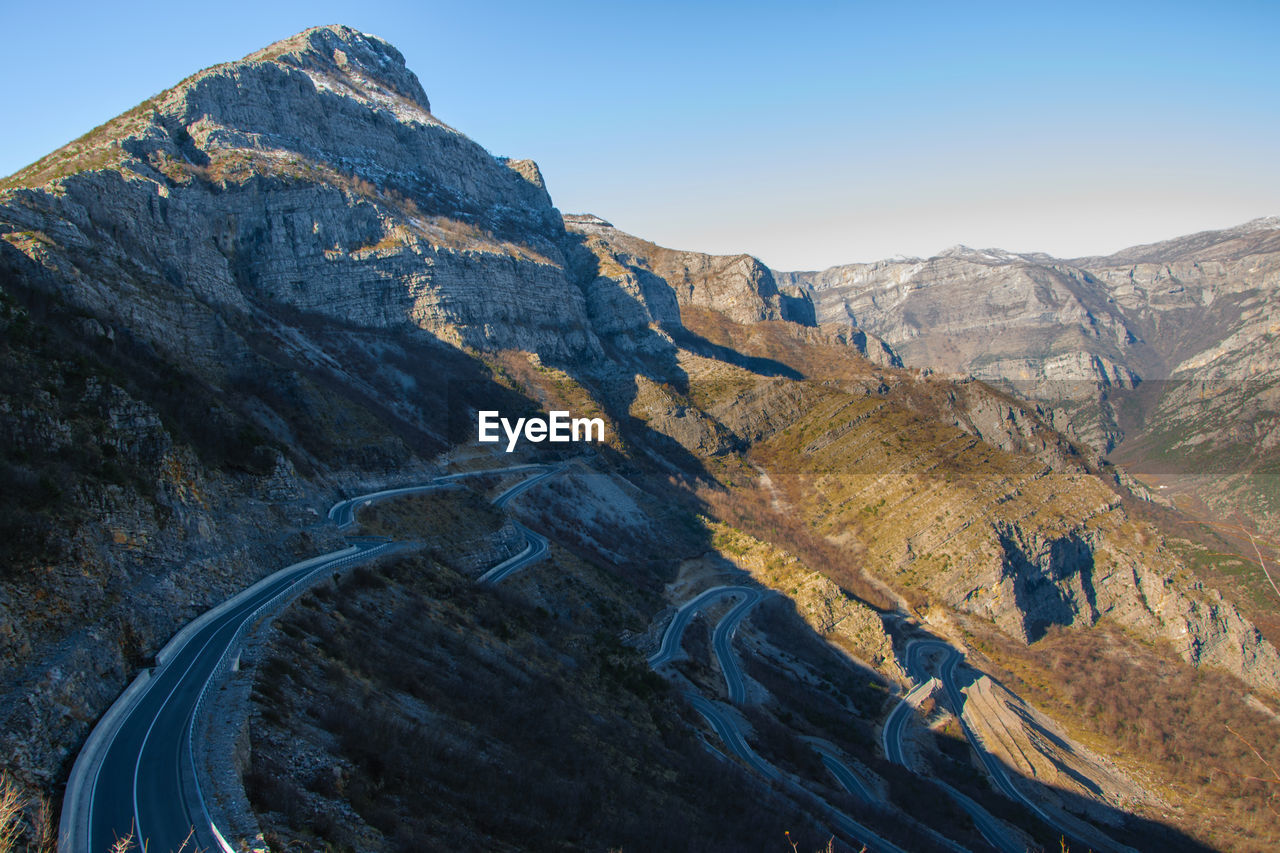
(777, 216, 1280, 537)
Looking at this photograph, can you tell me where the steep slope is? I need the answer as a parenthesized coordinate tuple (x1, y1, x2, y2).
(674, 312, 1280, 687)
(0, 24, 905, 848)
(566, 213, 899, 367)
(564, 213, 816, 327)
(1, 25, 598, 363)
(671, 314, 1280, 850)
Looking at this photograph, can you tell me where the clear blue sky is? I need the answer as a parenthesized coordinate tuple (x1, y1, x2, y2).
(2, 0, 1277, 269)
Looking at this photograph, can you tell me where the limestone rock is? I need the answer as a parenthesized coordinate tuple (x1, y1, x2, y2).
(778, 217, 1280, 534)
(565, 215, 815, 327)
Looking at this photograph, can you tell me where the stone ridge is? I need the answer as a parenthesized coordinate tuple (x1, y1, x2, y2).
(244, 25, 432, 112)
(0, 24, 594, 362)
(565, 215, 816, 328)
(777, 216, 1280, 539)
(1072, 214, 1280, 266)
(149, 26, 558, 227)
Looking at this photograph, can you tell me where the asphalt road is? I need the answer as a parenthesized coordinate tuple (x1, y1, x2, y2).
(937, 782, 1029, 853)
(491, 465, 560, 508)
(648, 585, 760, 668)
(327, 463, 555, 527)
(905, 642, 1034, 804)
(710, 589, 762, 703)
(643, 573, 1101, 850)
(65, 464, 562, 853)
(650, 587, 916, 853)
(70, 541, 392, 853)
(808, 741, 877, 804)
(476, 521, 549, 584)
(685, 693, 780, 780)
(686, 693, 914, 853)
(881, 676, 936, 767)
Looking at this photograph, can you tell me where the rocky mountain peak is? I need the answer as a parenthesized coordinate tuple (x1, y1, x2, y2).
(499, 157, 548, 191)
(156, 23, 463, 190)
(243, 24, 431, 113)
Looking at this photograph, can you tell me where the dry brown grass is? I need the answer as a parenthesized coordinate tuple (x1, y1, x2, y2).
(0, 775, 22, 853)
(0, 775, 53, 853)
(962, 618, 1280, 852)
(697, 477, 894, 612)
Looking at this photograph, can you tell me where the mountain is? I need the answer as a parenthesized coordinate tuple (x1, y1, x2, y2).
(2, 24, 1278, 853)
(779, 218, 1280, 542)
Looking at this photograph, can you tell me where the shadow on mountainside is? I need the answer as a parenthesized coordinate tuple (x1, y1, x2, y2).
(912, 637, 1218, 853)
(664, 322, 805, 381)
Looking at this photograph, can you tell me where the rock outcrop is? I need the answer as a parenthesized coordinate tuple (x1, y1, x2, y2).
(1, 25, 605, 365)
(565, 214, 816, 329)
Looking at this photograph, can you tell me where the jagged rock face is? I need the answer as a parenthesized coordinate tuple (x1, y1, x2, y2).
(565, 214, 815, 329)
(780, 219, 1280, 394)
(735, 373, 1280, 692)
(0, 25, 601, 365)
(791, 572, 903, 679)
(816, 323, 902, 369)
(628, 374, 737, 456)
(776, 250, 1143, 387)
(778, 219, 1280, 532)
(978, 517, 1280, 693)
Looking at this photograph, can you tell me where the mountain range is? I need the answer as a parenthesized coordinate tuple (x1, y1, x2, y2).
(778, 219, 1280, 544)
(1, 24, 1278, 853)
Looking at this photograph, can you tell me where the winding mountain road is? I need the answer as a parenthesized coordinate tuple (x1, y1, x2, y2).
(62, 464, 560, 853)
(326, 463, 555, 527)
(712, 590, 763, 704)
(807, 740, 877, 805)
(66, 541, 396, 853)
(881, 676, 937, 767)
(64, 458, 1077, 853)
(649, 585, 919, 853)
(936, 782, 1029, 853)
(881, 665, 1026, 853)
(684, 693, 781, 781)
(898, 642, 1049, 810)
(889, 639, 1134, 853)
(648, 585, 761, 669)
(476, 522, 549, 585)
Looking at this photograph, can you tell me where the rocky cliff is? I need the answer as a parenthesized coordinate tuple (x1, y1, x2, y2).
(1, 25, 604, 365)
(565, 213, 815, 328)
(779, 218, 1280, 538)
